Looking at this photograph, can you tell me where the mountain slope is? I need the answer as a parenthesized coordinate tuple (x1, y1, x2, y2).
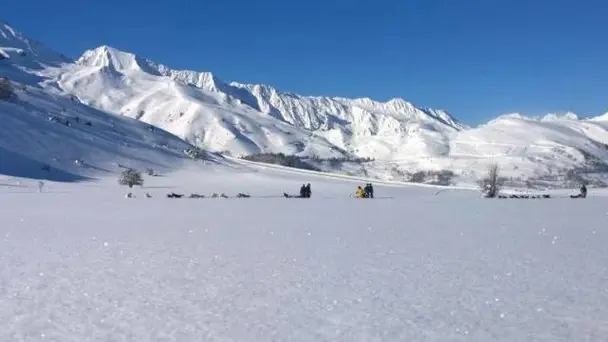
(445, 114, 608, 181)
(0, 25, 215, 181)
(0, 20, 68, 69)
(0, 83, 211, 181)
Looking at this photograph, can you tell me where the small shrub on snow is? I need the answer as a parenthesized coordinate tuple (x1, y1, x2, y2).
(119, 169, 144, 188)
(410, 171, 426, 183)
(0, 77, 15, 100)
(184, 147, 205, 160)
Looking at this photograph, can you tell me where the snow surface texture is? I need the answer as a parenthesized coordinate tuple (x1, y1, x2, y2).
(1, 169, 608, 341)
(2, 19, 608, 187)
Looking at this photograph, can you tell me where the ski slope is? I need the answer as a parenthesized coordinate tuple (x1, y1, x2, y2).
(0, 170, 607, 341)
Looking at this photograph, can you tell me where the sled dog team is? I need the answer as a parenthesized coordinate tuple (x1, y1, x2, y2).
(126, 183, 589, 199)
(126, 183, 375, 199)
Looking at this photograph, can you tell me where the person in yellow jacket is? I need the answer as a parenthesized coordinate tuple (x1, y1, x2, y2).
(355, 186, 366, 198)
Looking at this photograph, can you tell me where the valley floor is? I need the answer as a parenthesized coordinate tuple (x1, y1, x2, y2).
(0, 169, 607, 341)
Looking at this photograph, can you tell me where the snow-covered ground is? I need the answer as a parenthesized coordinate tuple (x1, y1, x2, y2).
(1, 167, 607, 341)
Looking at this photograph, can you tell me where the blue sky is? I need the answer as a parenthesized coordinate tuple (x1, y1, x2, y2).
(3, 0, 607, 124)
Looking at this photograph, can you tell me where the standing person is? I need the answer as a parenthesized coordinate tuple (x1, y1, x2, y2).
(299, 184, 306, 198)
(363, 183, 374, 198)
(580, 184, 587, 198)
(304, 183, 311, 198)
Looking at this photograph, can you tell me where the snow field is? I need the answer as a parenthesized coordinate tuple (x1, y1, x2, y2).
(0, 174, 607, 341)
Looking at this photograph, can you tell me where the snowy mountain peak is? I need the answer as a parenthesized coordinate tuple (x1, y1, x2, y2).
(77, 45, 225, 92)
(226, 82, 464, 132)
(491, 111, 584, 123)
(589, 112, 608, 121)
(541, 112, 579, 121)
(386, 98, 416, 110)
(77, 45, 122, 65)
(151, 64, 221, 91)
(0, 20, 16, 37)
(77, 45, 152, 74)
(0, 20, 26, 43)
(231, 82, 279, 96)
(0, 19, 68, 66)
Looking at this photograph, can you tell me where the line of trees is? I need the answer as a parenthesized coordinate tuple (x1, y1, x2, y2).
(240, 153, 376, 171)
(241, 153, 321, 171)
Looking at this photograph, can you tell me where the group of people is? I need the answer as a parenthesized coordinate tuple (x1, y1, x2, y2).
(284, 182, 376, 199)
(355, 183, 374, 198)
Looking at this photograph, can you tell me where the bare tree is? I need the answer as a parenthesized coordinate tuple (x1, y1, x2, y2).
(480, 163, 501, 198)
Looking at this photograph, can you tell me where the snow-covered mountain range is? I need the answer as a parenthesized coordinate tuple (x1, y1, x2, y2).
(2, 19, 607, 187)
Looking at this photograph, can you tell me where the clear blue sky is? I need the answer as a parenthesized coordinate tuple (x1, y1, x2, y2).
(4, 0, 608, 125)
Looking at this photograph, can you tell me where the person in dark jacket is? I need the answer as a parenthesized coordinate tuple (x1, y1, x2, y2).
(365, 183, 374, 198)
(580, 184, 587, 198)
(570, 184, 588, 198)
(304, 183, 311, 198)
(299, 184, 306, 198)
